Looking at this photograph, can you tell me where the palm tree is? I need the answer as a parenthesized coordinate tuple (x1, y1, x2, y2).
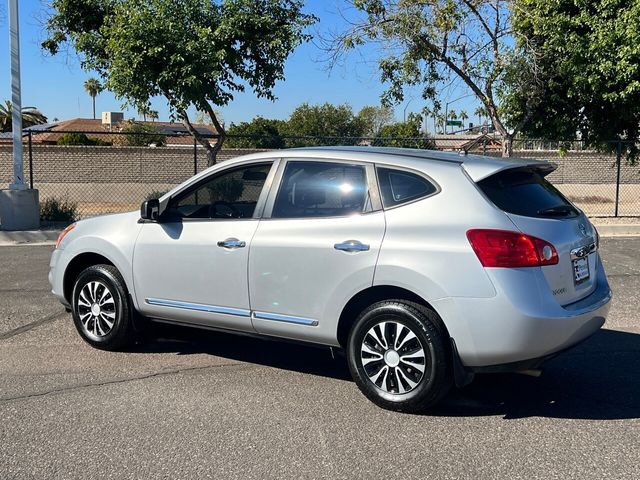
(0, 100, 48, 132)
(148, 110, 159, 122)
(474, 105, 488, 126)
(459, 110, 469, 128)
(138, 104, 158, 122)
(84, 78, 103, 119)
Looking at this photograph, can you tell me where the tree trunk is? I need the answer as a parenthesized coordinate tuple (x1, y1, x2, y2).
(92, 96, 96, 120)
(179, 107, 226, 168)
(502, 134, 513, 158)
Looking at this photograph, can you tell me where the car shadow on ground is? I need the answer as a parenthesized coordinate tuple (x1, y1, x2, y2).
(134, 325, 639, 420)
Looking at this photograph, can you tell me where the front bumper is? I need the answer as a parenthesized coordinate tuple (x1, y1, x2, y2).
(49, 248, 70, 308)
(434, 257, 612, 368)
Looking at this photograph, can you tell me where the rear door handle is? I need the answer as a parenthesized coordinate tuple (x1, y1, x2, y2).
(217, 238, 246, 249)
(334, 240, 370, 252)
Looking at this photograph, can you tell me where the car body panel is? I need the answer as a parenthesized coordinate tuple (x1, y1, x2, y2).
(132, 219, 260, 332)
(248, 212, 386, 345)
(49, 211, 142, 308)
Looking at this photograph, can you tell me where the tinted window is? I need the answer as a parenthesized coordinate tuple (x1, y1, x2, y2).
(377, 167, 437, 207)
(478, 167, 578, 218)
(272, 161, 369, 218)
(167, 163, 271, 219)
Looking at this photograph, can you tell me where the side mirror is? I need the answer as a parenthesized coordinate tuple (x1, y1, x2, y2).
(140, 198, 160, 221)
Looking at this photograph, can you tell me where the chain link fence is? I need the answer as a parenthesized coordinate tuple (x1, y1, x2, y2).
(0, 131, 638, 220)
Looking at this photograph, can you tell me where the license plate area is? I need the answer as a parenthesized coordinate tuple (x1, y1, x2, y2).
(573, 257, 590, 285)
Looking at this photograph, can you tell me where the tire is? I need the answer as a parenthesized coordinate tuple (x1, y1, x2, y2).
(347, 300, 452, 413)
(71, 264, 136, 351)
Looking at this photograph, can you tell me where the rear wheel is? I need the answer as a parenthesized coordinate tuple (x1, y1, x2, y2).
(347, 300, 452, 413)
(71, 264, 136, 351)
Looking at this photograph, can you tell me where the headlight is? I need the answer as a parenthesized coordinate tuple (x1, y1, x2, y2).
(55, 224, 76, 249)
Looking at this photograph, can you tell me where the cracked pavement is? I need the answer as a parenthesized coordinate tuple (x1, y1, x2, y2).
(1, 239, 639, 479)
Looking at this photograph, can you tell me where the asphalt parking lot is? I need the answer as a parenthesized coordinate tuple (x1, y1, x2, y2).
(1, 238, 639, 479)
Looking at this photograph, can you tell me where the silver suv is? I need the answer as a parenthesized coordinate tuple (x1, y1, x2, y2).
(49, 147, 612, 412)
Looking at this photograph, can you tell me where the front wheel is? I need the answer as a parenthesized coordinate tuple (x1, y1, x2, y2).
(71, 264, 136, 351)
(347, 300, 452, 413)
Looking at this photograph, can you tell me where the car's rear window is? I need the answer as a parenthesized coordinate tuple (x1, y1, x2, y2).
(477, 167, 578, 218)
(377, 167, 437, 208)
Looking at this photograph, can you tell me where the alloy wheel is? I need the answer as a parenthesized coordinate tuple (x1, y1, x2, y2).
(360, 320, 426, 395)
(77, 280, 117, 339)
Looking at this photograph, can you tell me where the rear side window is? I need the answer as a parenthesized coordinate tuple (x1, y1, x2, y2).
(377, 167, 437, 208)
(478, 168, 578, 218)
(272, 161, 369, 218)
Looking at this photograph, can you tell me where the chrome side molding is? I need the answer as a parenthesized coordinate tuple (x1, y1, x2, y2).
(252, 311, 318, 326)
(145, 298, 251, 318)
(145, 298, 318, 326)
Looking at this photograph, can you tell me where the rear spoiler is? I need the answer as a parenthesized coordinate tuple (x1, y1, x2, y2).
(462, 156, 557, 182)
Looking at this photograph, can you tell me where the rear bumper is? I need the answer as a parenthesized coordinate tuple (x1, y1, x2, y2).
(433, 258, 612, 368)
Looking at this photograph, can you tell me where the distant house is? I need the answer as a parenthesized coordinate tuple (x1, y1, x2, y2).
(0, 117, 219, 146)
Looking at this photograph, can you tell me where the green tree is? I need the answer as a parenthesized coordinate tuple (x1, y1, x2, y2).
(56, 132, 111, 146)
(357, 105, 394, 137)
(226, 117, 286, 149)
(0, 100, 48, 132)
(505, 0, 640, 159)
(114, 121, 166, 147)
(376, 113, 433, 148)
(331, 1, 539, 156)
(43, 0, 315, 165)
(283, 103, 366, 146)
(83, 77, 103, 120)
(148, 110, 159, 122)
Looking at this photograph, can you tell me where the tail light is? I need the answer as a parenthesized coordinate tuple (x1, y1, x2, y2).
(466, 229, 558, 268)
(55, 224, 76, 249)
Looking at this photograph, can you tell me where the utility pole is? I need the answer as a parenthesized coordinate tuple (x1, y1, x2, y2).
(0, 0, 40, 230)
(9, 0, 24, 189)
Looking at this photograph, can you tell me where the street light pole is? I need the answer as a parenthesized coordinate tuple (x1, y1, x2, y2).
(1, 0, 39, 230)
(444, 93, 475, 135)
(403, 97, 414, 123)
(8, 0, 25, 189)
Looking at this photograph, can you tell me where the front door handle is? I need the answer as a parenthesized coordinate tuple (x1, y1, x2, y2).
(334, 240, 370, 253)
(217, 238, 246, 249)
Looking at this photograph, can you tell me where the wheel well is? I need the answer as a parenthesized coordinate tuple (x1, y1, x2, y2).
(63, 252, 114, 303)
(336, 285, 442, 348)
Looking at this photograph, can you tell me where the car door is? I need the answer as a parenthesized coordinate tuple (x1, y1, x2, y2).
(248, 158, 386, 345)
(133, 160, 277, 332)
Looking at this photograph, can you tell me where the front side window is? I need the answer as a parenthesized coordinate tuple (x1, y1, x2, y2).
(377, 167, 438, 208)
(272, 161, 369, 218)
(167, 163, 272, 220)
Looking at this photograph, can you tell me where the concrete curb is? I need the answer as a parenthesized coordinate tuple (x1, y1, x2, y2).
(0, 229, 60, 246)
(591, 224, 640, 237)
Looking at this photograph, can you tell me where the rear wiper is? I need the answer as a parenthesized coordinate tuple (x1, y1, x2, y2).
(537, 205, 575, 216)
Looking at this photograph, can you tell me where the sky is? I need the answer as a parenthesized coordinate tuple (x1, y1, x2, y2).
(0, 0, 481, 130)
